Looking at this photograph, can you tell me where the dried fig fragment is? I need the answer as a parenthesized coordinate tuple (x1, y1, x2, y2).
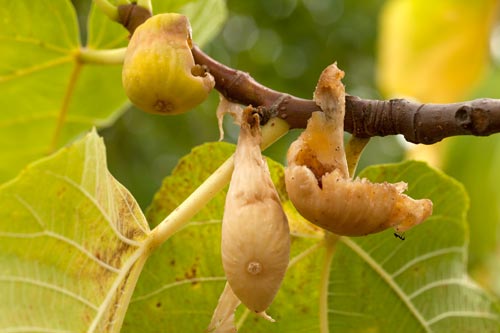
(285, 64, 432, 236)
(221, 109, 290, 314)
(122, 13, 214, 115)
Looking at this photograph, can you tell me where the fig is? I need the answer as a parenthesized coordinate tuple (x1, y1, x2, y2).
(122, 13, 214, 114)
(221, 109, 290, 314)
(285, 64, 432, 236)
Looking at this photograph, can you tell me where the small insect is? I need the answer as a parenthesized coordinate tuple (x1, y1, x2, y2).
(394, 232, 406, 241)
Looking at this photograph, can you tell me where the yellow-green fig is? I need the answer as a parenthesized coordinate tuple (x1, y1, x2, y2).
(122, 13, 214, 115)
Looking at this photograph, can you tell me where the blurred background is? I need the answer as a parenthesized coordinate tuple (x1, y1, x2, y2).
(72, 0, 500, 292)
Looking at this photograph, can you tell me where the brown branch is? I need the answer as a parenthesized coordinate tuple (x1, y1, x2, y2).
(193, 45, 500, 144)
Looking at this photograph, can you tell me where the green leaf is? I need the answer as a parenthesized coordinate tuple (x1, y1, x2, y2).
(377, 0, 497, 102)
(328, 161, 500, 332)
(458, 69, 500, 291)
(86, 1, 128, 49)
(0, 0, 128, 183)
(153, 0, 228, 48)
(177, 0, 228, 48)
(441, 136, 500, 282)
(124, 142, 324, 332)
(0, 130, 151, 332)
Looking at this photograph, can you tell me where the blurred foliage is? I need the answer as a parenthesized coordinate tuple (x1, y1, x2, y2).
(376, 0, 500, 287)
(377, 0, 498, 102)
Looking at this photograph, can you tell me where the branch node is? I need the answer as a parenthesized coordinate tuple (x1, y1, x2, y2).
(455, 105, 473, 128)
(118, 3, 152, 35)
(455, 105, 490, 134)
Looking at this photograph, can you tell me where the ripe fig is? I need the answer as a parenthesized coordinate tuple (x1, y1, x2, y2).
(285, 64, 432, 236)
(221, 109, 290, 314)
(122, 13, 214, 114)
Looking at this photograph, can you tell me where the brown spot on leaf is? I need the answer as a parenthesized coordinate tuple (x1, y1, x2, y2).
(184, 265, 197, 280)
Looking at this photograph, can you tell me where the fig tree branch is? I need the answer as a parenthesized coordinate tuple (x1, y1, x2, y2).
(119, 3, 500, 145)
(192, 46, 500, 145)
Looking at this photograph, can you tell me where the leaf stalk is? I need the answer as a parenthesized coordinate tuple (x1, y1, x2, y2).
(77, 47, 127, 65)
(319, 232, 339, 333)
(94, 0, 119, 21)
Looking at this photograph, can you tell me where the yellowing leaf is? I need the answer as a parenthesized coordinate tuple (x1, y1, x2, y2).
(377, 0, 498, 102)
(0, 0, 128, 183)
(0, 130, 152, 332)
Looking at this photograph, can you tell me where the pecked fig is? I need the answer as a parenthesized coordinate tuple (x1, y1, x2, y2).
(285, 64, 432, 236)
(122, 13, 214, 115)
(221, 109, 290, 315)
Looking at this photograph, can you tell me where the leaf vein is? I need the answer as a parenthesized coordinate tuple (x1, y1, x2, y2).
(131, 276, 226, 303)
(390, 247, 464, 278)
(341, 237, 431, 332)
(0, 231, 120, 273)
(0, 276, 98, 311)
(327, 309, 371, 318)
(408, 277, 482, 300)
(0, 35, 72, 54)
(0, 56, 73, 84)
(0, 327, 73, 333)
(43, 170, 141, 247)
(426, 311, 500, 326)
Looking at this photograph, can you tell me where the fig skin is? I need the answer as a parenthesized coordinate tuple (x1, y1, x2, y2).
(221, 111, 290, 313)
(122, 13, 214, 115)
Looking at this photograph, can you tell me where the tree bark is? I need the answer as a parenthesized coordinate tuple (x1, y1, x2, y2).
(192, 45, 500, 145)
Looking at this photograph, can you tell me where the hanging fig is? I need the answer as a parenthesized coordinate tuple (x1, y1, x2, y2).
(122, 13, 214, 115)
(221, 108, 290, 315)
(285, 63, 433, 236)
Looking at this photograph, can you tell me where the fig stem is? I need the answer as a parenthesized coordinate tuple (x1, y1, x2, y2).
(319, 232, 339, 333)
(77, 47, 126, 65)
(148, 118, 290, 249)
(236, 308, 251, 330)
(94, 0, 119, 21)
(136, 0, 153, 13)
(345, 136, 371, 177)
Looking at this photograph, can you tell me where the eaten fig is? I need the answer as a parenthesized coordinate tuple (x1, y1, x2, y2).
(285, 64, 433, 236)
(122, 13, 214, 115)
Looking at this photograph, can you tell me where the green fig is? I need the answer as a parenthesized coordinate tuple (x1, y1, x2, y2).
(122, 13, 214, 115)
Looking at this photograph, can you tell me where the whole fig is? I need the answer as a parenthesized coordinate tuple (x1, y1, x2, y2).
(122, 13, 214, 115)
(222, 109, 290, 314)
